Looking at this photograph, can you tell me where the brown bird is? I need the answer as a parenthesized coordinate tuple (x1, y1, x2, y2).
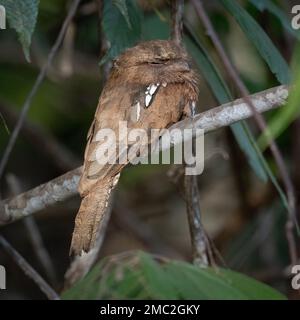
(70, 40, 200, 255)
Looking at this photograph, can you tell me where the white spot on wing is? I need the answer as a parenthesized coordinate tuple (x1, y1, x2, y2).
(131, 101, 141, 122)
(136, 102, 141, 120)
(145, 94, 152, 107)
(144, 83, 160, 107)
(149, 83, 159, 95)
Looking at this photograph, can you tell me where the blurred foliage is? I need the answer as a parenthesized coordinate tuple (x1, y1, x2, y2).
(62, 251, 286, 300)
(259, 44, 300, 150)
(221, 0, 291, 84)
(250, 0, 300, 40)
(0, 0, 40, 61)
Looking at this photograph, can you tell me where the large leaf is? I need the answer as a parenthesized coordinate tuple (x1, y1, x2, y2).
(221, 0, 291, 85)
(0, 0, 39, 62)
(62, 251, 286, 300)
(101, 0, 142, 64)
(112, 0, 132, 28)
(250, 0, 300, 41)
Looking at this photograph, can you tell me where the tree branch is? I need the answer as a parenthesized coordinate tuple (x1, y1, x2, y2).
(171, 0, 184, 44)
(0, 236, 60, 300)
(0, 85, 289, 225)
(6, 174, 58, 287)
(171, 0, 212, 266)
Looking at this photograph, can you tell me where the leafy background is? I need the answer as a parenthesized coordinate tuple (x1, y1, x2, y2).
(0, 0, 299, 299)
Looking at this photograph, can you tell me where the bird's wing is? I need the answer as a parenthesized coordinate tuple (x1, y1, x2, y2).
(78, 82, 188, 196)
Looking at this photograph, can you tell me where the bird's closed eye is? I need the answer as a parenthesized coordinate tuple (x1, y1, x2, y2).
(148, 59, 169, 66)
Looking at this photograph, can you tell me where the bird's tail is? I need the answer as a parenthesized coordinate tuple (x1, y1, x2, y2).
(70, 175, 118, 256)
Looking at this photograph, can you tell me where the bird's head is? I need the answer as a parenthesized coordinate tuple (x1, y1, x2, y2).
(110, 40, 199, 88)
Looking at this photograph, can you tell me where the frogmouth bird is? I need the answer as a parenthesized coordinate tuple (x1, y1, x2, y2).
(70, 40, 200, 255)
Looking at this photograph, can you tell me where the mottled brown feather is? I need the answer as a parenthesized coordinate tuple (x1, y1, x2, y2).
(70, 40, 200, 255)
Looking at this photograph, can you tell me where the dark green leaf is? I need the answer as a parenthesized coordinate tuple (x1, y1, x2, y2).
(101, 0, 142, 64)
(221, 0, 291, 84)
(112, 0, 132, 28)
(139, 252, 178, 299)
(0, 0, 39, 62)
(62, 251, 286, 300)
(250, 0, 300, 41)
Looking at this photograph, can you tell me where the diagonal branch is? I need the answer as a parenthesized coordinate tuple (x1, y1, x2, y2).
(0, 0, 82, 180)
(0, 103, 80, 172)
(6, 174, 58, 287)
(0, 85, 289, 226)
(0, 236, 60, 300)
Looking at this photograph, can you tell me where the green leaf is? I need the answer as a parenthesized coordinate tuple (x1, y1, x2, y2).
(139, 252, 178, 299)
(0, 0, 40, 62)
(258, 45, 300, 150)
(249, 0, 300, 41)
(184, 23, 268, 182)
(101, 0, 142, 64)
(62, 251, 286, 300)
(112, 0, 132, 29)
(221, 0, 291, 85)
(0, 111, 10, 135)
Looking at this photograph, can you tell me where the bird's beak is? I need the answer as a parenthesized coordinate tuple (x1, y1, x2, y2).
(172, 60, 191, 72)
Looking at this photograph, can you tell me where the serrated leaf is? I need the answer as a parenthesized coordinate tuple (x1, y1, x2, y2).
(62, 251, 286, 300)
(221, 0, 291, 85)
(0, 0, 39, 62)
(101, 0, 142, 64)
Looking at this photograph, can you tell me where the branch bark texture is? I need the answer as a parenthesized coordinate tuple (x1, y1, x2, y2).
(0, 85, 289, 225)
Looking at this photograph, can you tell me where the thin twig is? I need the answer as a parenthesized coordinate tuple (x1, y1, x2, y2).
(171, 0, 212, 266)
(0, 0, 82, 180)
(97, 0, 111, 81)
(191, 0, 298, 266)
(0, 235, 60, 300)
(0, 85, 289, 225)
(0, 103, 80, 171)
(184, 175, 210, 266)
(171, 0, 184, 44)
(6, 174, 58, 287)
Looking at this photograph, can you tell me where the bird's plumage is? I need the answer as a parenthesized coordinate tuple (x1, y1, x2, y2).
(70, 40, 200, 256)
